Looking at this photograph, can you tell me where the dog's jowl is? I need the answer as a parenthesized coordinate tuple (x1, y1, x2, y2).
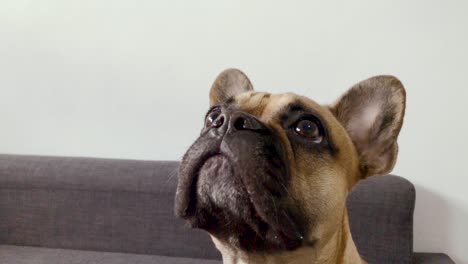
(175, 69, 406, 264)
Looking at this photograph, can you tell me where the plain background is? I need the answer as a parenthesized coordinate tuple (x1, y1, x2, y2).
(0, 1, 467, 263)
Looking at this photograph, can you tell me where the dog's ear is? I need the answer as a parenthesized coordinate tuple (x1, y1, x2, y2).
(330, 76, 406, 178)
(210, 68, 254, 106)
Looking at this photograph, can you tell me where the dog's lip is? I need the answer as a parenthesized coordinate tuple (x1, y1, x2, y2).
(198, 154, 305, 249)
(175, 150, 222, 218)
(175, 138, 305, 250)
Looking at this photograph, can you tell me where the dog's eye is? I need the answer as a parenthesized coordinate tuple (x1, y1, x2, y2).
(205, 108, 222, 128)
(294, 119, 322, 143)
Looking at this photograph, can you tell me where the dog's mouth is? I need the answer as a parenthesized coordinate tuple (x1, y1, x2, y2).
(175, 133, 305, 251)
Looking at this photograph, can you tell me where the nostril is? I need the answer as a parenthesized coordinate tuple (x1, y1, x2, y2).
(212, 116, 224, 128)
(233, 117, 246, 130)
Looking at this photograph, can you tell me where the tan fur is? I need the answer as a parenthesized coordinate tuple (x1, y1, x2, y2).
(212, 92, 364, 264)
(206, 69, 406, 264)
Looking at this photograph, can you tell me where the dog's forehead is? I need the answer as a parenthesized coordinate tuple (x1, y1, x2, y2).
(234, 91, 328, 121)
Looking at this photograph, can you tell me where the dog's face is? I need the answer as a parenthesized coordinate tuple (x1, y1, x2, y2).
(175, 69, 405, 253)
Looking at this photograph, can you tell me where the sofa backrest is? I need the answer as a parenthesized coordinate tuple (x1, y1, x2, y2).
(347, 174, 415, 264)
(0, 154, 415, 263)
(0, 155, 221, 259)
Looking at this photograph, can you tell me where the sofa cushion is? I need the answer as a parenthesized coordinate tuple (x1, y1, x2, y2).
(0, 245, 222, 264)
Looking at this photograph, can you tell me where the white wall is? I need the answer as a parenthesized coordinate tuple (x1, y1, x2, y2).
(1, 0, 467, 262)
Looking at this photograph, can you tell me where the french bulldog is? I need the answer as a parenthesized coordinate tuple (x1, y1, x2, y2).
(175, 69, 406, 264)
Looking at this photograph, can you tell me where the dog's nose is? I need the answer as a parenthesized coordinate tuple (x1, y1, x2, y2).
(208, 111, 269, 135)
(228, 112, 269, 133)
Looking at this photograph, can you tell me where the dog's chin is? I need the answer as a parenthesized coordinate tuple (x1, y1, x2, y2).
(182, 154, 304, 252)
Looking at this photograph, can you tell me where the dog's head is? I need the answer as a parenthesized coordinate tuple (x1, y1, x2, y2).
(175, 69, 405, 253)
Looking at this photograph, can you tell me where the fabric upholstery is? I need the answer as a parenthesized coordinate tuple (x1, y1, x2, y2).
(347, 175, 415, 264)
(0, 154, 452, 263)
(412, 253, 455, 264)
(0, 154, 220, 260)
(0, 245, 222, 264)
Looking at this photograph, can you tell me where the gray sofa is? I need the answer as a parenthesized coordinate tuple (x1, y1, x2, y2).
(0, 154, 454, 264)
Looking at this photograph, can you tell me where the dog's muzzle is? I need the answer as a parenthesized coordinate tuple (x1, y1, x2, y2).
(175, 110, 304, 251)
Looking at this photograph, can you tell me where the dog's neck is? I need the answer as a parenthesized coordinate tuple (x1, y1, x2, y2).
(213, 211, 365, 264)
